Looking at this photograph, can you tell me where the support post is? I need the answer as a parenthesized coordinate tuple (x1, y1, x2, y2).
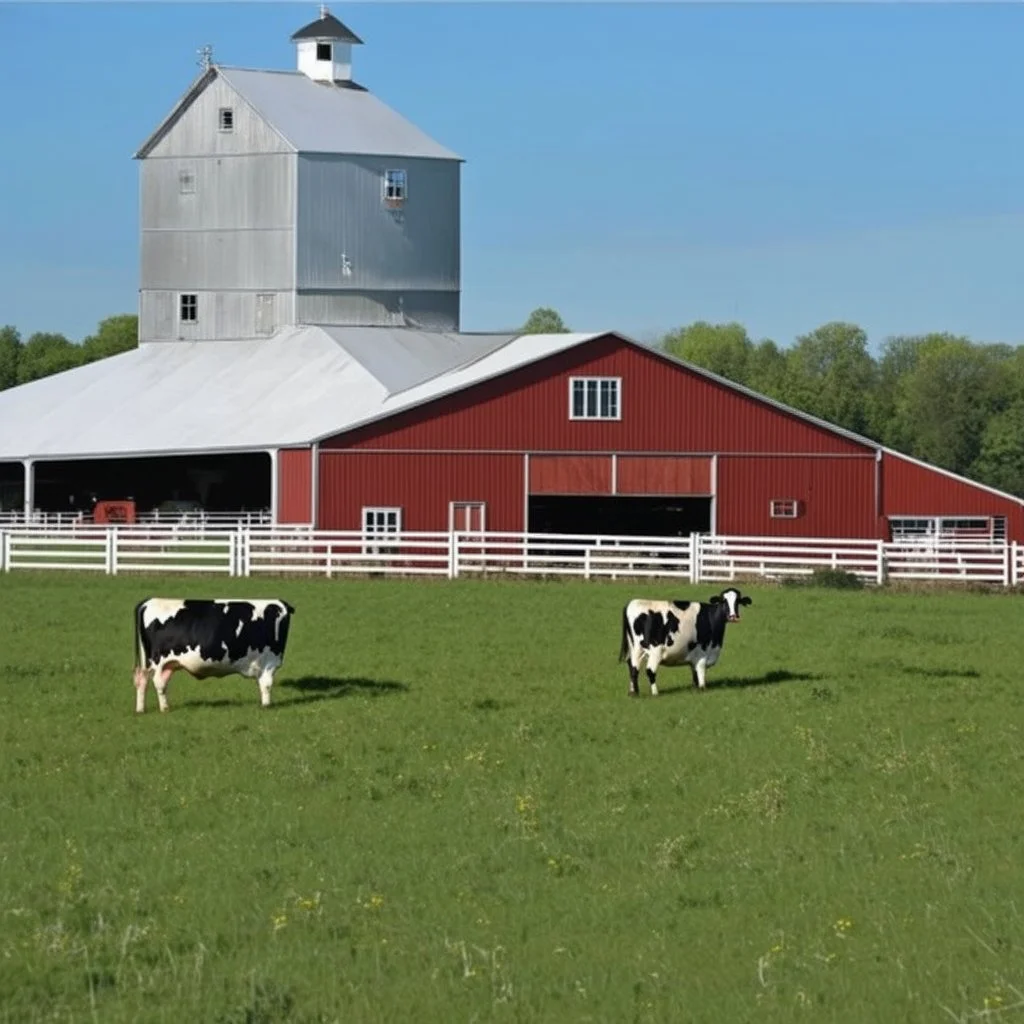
(310, 442, 320, 530)
(23, 459, 34, 521)
(268, 448, 279, 526)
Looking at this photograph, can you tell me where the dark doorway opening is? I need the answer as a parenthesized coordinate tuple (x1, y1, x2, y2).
(0, 462, 24, 513)
(33, 453, 271, 516)
(528, 495, 712, 539)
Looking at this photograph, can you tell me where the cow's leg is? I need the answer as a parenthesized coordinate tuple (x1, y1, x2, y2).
(133, 666, 149, 714)
(646, 649, 664, 696)
(689, 664, 699, 689)
(257, 667, 275, 708)
(693, 658, 708, 691)
(153, 666, 172, 713)
(626, 643, 642, 696)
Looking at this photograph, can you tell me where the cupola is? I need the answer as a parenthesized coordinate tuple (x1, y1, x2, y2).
(291, 5, 364, 84)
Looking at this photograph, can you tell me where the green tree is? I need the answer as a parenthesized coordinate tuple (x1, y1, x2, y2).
(781, 322, 877, 435)
(745, 339, 788, 401)
(970, 399, 1024, 496)
(659, 321, 753, 386)
(16, 332, 86, 385)
(81, 314, 138, 362)
(887, 334, 1009, 475)
(0, 325, 21, 390)
(521, 307, 569, 334)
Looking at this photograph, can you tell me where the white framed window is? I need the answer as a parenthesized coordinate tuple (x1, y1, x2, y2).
(449, 501, 486, 533)
(179, 294, 198, 323)
(770, 499, 800, 519)
(316, 41, 332, 62)
(890, 515, 1006, 544)
(362, 506, 402, 555)
(383, 169, 407, 205)
(569, 377, 621, 421)
(218, 107, 234, 132)
(178, 167, 196, 194)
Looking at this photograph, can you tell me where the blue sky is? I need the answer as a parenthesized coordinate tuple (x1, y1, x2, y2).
(1, 2, 1022, 351)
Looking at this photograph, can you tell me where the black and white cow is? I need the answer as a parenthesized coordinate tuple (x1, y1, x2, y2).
(618, 588, 752, 696)
(133, 597, 296, 713)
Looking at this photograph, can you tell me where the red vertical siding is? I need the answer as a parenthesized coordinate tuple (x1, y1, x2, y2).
(318, 451, 524, 532)
(616, 456, 712, 495)
(528, 455, 612, 494)
(277, 447, 312, 524)
(717, 455, 879, 538)
(881, 452, 1024, 540)
(325, 336, 869, 456)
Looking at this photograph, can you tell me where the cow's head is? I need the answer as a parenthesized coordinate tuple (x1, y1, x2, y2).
(709, 588, 752, 622)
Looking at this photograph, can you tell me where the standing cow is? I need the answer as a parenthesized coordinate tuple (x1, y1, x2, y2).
(618, 587, 752, 696)
(133, 597, 296, 713)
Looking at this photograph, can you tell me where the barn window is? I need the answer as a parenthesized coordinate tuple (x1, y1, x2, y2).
(383, 169, 407, 205)
(316, 42, 332, 61)
(569, 377, 621, 421)
(178, 168, 196, 194)
(770, 499, 800, 519)
(363, 506, 401, 555)
(179, 294, 198, 323)
(218, 107, 234, 132)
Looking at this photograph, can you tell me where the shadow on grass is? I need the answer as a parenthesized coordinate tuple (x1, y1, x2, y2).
(177, 676, 410, 711)
(656, 669, 822, 696)
(900, 666, 980, 680)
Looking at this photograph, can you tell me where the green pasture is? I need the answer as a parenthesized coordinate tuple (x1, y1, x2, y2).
(1, 572, 1024, 1023)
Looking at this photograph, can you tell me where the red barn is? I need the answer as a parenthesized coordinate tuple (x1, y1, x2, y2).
(284, 329, 1024, 544)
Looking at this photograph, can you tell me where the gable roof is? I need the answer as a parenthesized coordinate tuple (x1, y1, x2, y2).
(134, 66, 462, 162)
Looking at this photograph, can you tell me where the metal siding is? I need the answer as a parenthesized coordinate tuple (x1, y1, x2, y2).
(325, 336, 870, 455)
(318, 451, 522, 532)
(529, 455, 612, 495)
(295, 290, 459, 330)
(139, 290, 294, 342)
(882, 452, 1024, 540)
(278, 447, 313, 523)
(716, 455, 878, 537)
(616, 456, 712, 495)
(296, 154, 460, 292)
(146, 77, 291, 157)
(141, 154, 294, 232)
(141, 228, 294, 291)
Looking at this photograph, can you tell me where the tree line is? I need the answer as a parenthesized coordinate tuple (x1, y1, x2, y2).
(4, 308, 1023, 499)
(522, 307, 1024, 499)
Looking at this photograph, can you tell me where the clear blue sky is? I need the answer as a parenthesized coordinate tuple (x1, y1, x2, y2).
(1, 2, 1022, 351)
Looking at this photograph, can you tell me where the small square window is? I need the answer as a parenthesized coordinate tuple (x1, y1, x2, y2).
(218, 107, 234, 132)
(178, 168, 196, 194)
(179, 294, 198, 323)
(569, 377, 621, 421)
(383, 169, 407, 204)
(770, 499, 800, 519)
(316, 41, 332, 61)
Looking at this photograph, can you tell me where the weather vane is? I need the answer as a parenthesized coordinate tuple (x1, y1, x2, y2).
(197, 44, 214, 72)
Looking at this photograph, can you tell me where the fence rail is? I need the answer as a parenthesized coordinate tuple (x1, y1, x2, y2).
(1, 524, 1021, 588)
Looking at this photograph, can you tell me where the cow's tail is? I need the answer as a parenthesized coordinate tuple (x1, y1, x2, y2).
(133, 599, 148, 673)
(618, 604, 631, 663)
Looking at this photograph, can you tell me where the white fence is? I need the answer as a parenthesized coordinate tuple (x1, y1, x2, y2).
(0, 523, 1022, 588)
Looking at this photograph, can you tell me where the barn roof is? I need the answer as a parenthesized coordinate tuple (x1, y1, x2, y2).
(0, 327, 595, 462)
(290, 12, 363, 44)
(134, 66, 462, 162)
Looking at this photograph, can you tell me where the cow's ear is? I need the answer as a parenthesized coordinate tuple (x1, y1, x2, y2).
(709, 595, 722, 604)
(740, 596, 752, 606)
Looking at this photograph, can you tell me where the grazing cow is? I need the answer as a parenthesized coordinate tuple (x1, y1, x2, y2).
(133, 598, 296, 713)
(618, 588, 752, 696)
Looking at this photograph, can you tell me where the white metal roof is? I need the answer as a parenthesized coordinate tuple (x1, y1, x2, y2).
(135, 67, 462, 162)
(0, 327, 598, 462)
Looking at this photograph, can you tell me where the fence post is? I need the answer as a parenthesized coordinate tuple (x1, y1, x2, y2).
(689, 532, 700, 584)
(0, 530, 5, 573)
(1013, 541, 1020, 588)
(584, 547, 591, 580)
(228, 530, 236, 577)
(875, 539, 886, 587)
(107, 527, 118, 576)
(1004, 541, 1012, 589)
(447, 529, 456, 579)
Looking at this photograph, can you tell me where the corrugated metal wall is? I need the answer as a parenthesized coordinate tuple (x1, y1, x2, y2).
(881, 452, 1024, 537)
(318, 451, 523, 532)
(616, 456, 712, 496)
(295, 154, 460, 293)
(277, 448, 312, 524)
(716, 454, 878, 537)
(327, 336, 870, 455)
(140, 290, 295, 342)
(529, 455, 611, 494)
(146, 77, 290, 157)
(295, 290, 460, 330)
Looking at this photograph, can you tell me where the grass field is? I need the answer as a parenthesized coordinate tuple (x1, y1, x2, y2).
(2, 572, 1024, 1023)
